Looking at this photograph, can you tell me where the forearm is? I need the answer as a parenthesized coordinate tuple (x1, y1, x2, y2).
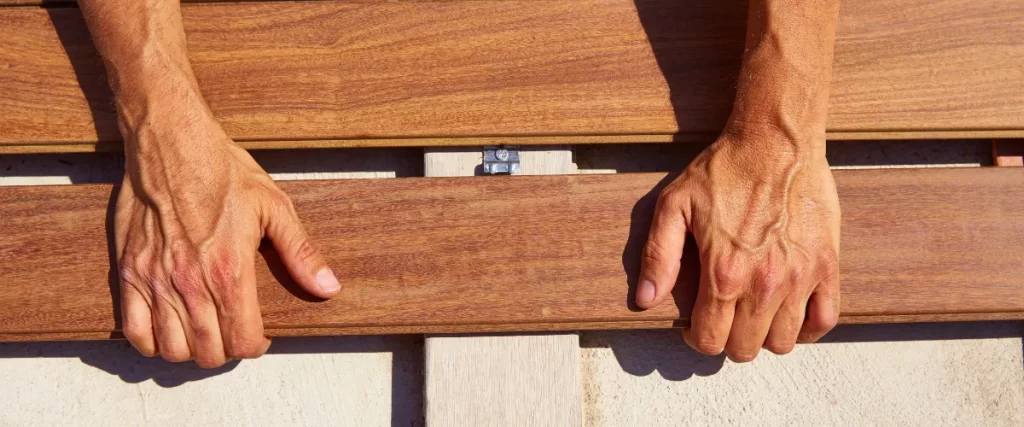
(725, 0, 841, 155)
(78, 0, 209, 144)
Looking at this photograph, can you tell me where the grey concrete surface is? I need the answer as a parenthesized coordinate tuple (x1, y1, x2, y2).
(581, 324, 1023, 426)
(1, 141, 1022, 426)
(0, 336, 424, 426)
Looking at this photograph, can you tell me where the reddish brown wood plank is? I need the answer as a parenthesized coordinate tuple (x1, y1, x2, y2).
(1, 168, 1022, 341)
(1, 0, 1022, 153)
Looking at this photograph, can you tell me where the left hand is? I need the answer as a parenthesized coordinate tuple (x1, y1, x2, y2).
(635, 132, 841, 362)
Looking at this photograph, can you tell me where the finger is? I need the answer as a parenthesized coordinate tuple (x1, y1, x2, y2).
(183, 296, 228, 369)
(682, 271, 736, 355)
(120, 283, 157, 357)
(798, 276, 840, 343)
(636, 192, 688, 309)
(219, 256, 271, 360)
(264, 200, 340, 299)
(725, 295, 780, 363)
(763, 294, 806, 355)
(152, 294, 192, 363)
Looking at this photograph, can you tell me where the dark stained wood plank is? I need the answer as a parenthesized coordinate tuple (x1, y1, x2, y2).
(0, 0, 1022, 153)
(1, 167, 1022, 341)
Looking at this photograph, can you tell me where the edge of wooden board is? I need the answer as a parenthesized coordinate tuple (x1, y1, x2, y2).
(4, 311, 1023, 342)
(3, 130, 1024, 154)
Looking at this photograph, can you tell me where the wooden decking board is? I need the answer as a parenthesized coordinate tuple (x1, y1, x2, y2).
(1, 167, 1022, 341)
(1, 0, 1022, 153)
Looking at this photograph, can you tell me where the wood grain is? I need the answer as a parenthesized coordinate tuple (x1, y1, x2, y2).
(426, 335, 581, 427)
(1, 0, 1022, 153)
(1, 168, 1022, 341)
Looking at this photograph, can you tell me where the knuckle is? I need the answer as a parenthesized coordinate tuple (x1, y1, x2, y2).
(711, 261, 746, 302)
(170, 264, 209, 306)
(656, 188, 684, 209)
(293, 238, 320, 263)
(119, 258, 141, 284)
(750, 265, 786, 310)
(818, 250, 840, 279)
(189, 321, 215, 344)
(161, 345, 191, 363)
(790, 262, 807, 285)
(227, 334, 266, 359)
(147, 276, 174, 300)
(642, 239, 673, 265)
(122, 323, 144, 341)
(269, 190, 296, 215)
(123, 332, 155, 357)
(815, 312, 840, 332)
(208, 258, 238, 288)
(206, 257, 240, 306)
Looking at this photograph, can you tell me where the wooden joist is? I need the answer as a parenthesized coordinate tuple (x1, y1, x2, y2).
(1, 0, 1022, 153)
(1, 167, 1022, 341)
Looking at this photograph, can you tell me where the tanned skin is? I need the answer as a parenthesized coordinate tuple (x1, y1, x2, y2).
(636, 0, 843, 362)
(79, 0, 341, 368)
(79, 0, 841, 366)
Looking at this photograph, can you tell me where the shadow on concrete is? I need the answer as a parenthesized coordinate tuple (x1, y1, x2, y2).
(582, 330, 727, 381)
(818, 321, 1024, 343)
(582, 321, 1023, 381)
(0, 335, 424, 425)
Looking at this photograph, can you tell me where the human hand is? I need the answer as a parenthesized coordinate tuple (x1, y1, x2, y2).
(636, 133, 841, 361)
(114, 106, 341, 367)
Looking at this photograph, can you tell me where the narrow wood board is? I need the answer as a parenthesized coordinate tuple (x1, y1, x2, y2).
(426, 334, 581, 427)
(1, 0, 1022, 152)
(1, 168, 1023, 341)
(423, 147, 581, 426)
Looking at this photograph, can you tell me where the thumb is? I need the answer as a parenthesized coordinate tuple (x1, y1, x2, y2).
(636, 192, 688, 309)
(264, 200, 341, 299)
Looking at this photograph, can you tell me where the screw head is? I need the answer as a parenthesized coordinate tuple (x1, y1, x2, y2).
(495, 149, 510, 161)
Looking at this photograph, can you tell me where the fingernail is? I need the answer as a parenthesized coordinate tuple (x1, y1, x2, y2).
(316, 268, 341, 294)
(636, 279, 656, 306)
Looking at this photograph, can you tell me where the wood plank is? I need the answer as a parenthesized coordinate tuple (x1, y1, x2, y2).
(1, 0, 1022, 152)
(423, 147, 581, 426)
(1, 167, 1023, 341)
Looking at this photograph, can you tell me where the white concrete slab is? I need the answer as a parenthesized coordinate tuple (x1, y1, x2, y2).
(0, 336, 423, 426)
(581, 324, 1023, 426)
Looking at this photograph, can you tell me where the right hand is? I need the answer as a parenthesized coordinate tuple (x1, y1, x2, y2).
(115, 106, 341, 368)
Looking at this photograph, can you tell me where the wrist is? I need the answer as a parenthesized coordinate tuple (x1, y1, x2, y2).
(718, 122, 826, 162)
